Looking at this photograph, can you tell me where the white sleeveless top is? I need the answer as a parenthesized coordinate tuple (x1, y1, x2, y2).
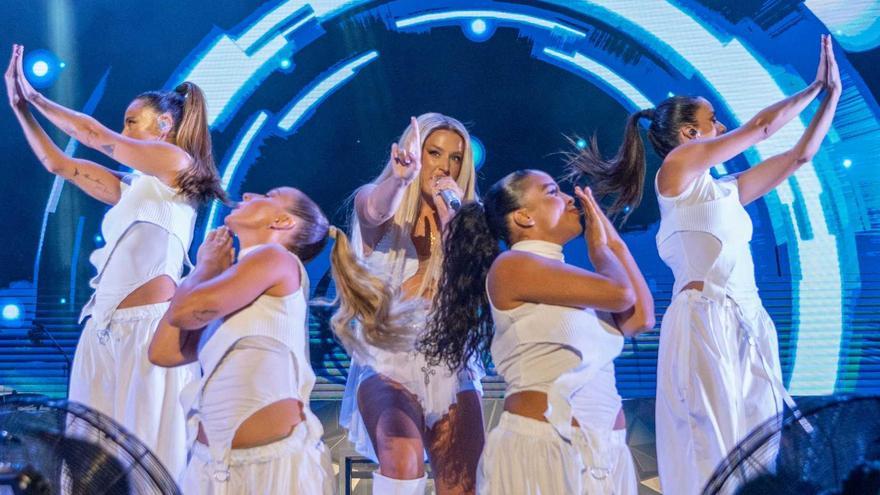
(80, 173, 195, 329)
(179, 245, 321, 480)
(489, 240, 624, 440)
(656, 170, 758, 305)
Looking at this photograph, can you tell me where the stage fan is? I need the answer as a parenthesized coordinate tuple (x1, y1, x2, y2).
(0, 396, 180, 494)
(701, 396, 880, 495)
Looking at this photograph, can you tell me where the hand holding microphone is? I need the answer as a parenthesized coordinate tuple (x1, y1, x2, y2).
(432, 176, 464, 227)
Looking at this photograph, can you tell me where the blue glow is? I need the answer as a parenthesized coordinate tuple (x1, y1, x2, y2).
(204, 111, 270, 240)
(32, 61, 49, 77)
(471, 19, 487, 35)
(59, 298, 66, 304)
(94, 235, 103, 243)
(278, 51, 379, 132)
(396, 10, 585, 39)
(471, 136, 486, 170)
(59, 62, 65, 68)
(23, 49, 60, 88)
(543, 48, 653, 109)
(2, 304, 21, 321)
(843, 159, 853, 168)
(576, 138, 587, 149)
(280, 58, 292, 69)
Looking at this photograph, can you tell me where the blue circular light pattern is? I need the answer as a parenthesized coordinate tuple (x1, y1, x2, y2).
(843, 159, 853, 169)
(576, 138, 587, 149)
(2, 304, 21, 321)
(23, 49, 62, 89)
(149, 0, 880, 395)
(32, 61, 49, 77)
(280, 58, 292, 69)
(463, 18, 494, 42)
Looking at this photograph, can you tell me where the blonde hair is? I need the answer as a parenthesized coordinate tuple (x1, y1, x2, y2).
(326, 226, 426, 359)
(348, 113, 478, 297)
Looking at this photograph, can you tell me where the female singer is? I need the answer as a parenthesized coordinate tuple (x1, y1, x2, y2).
(339, 114, 484, 494)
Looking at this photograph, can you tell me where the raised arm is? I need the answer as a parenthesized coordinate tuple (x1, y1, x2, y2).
(490, 188, 636, 313)
(166, 228, 300, 330)
(660, 38, 829, 195)
(6, 46, 123, 204)
(355, 116, 422, 231)
(578, 186, 655, 336)
(736, 36, 841, 206)
(13, 45, 189, 185)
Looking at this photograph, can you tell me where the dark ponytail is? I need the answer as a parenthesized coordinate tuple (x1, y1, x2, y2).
(420, 170, 534, 371)
(136, 82, 226, 205)
(565, 95, 703, 221)
(564, 109, 652, 221)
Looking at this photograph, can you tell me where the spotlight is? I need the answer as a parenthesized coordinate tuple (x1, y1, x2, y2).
(843, 159, 852, 168)
(576, 138, 587, 149)
(94, 234, 103, 244)
(279, 58, 292, 69)
(23, 49, 63, 89)
(471, 136, 486, 170)
(2, 304, 21, 321)
(463, 18, 494, 42)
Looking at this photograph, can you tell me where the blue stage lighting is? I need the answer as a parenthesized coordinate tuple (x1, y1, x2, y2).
(471, 136, 486, 170)
(843, 159, 853, 168)
(23, 49, 62, 89)
(279, 58, 292, 69)
(94, 234, 103, 243)
(463, 18, 494, 42)
(576, 138, 587, 149)
(2, 304, 21, 321)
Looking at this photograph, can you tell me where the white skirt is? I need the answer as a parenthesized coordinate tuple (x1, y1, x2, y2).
(477, 412, 583, 495)
(575, 427, 638, 495)
(68, 302, 194, 480)
(181, 419, 335, 495)
(340, 346, 484, 461)
(655, 290, 783, 495)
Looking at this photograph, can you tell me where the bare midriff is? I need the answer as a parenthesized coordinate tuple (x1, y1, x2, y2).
(117, 275, 177, 309)
(197, 398, 306, 449)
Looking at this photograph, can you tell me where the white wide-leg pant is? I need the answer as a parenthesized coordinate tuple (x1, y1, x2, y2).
(656, 290, 783, 495)
(69, 302, 193, 480)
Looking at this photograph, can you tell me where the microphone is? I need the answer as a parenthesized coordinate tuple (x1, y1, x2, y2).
(438, 189, 461, 212)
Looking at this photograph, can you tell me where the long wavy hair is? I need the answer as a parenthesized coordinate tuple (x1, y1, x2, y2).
(136, 82, 226, 205)
(270, 190, 421, 360)
(419, 170, 535, 371)
(347, 113, 478, 298)
(564, 95, 702, 221)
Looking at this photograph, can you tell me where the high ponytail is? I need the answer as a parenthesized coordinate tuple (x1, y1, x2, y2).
(565, 96, 704, 221)
(420, 170, 533, 371)
(136, 82, 226, 205)
(327, 226, 425, 360)
(564, 109, 652, 222)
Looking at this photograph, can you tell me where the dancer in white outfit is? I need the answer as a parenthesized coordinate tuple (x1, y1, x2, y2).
(149, 187, 335, 494)
(566, 36, 841, 494)
(6, 45, 224, 478)
(337, 114, 484, 494)
(421, 169, 653, 495)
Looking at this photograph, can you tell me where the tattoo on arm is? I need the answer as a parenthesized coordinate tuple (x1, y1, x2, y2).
(192, 309, 219, 323)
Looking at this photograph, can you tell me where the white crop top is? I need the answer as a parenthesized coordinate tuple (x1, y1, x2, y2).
(80, 173, 195, 329)
(489, 240, 624, 439)
(656, 170, 758, 303)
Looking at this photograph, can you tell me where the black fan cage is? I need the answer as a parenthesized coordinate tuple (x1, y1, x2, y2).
(0, 395, 181, 494)
(702, 395, 880, 495)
